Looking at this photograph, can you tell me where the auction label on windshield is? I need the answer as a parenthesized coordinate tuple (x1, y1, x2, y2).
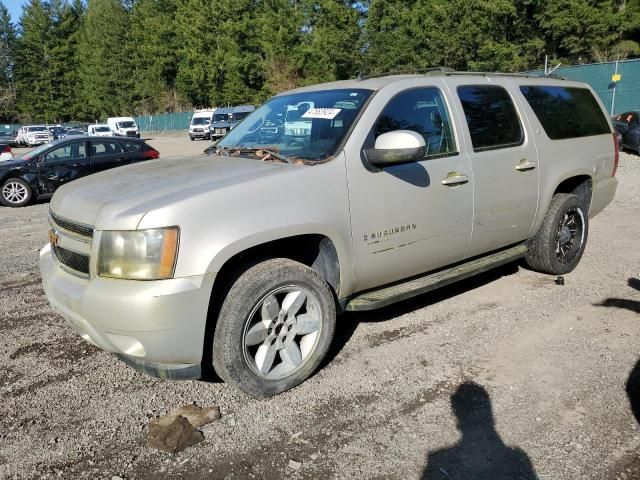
(302, 108, 341, 120)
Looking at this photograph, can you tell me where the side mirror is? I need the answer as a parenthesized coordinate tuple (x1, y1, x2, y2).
(365, 130, 426, 166)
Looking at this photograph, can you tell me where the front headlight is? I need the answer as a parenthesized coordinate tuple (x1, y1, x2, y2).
(98, 228, 179, 280)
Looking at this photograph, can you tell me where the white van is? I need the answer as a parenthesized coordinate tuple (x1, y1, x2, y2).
(87, 124, 114, 137)
(189, 110, 215, 141)
(107, 117, 140, 138)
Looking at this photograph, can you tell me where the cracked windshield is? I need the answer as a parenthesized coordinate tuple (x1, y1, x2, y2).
(217, 89, 372, 162)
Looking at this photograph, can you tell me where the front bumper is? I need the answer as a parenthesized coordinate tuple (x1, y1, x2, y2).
(189, 130, 210, 139)
(39, 243, 215, 379)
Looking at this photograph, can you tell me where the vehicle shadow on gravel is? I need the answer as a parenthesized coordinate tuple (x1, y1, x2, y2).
(421, 381, 538, 480)
(596, 278, 640, 424)
(323, 263, 520, 369)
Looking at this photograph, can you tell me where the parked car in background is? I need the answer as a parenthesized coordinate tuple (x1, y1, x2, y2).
(61, 128, 85, 138)
(189, 110, 215, 141)
(39, 72, 617, 397)
(612, 111, 640, 155)
(107, 117, 140, 138)
(230, 105, 255, 130)
(49, 126, 67, 140)
(209, 107, 233, 139)
(16, 125, 53, 147)
(0, 144, 13, 161)
(0, 136, 159, 207)
(0, 128, 17, 146)
(88, 124, 114, 137)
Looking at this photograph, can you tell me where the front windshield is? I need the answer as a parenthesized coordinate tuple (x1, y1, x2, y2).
(218, 89, 372, 162)
(28, 126, 47, 132)
(118, 121, 135, 128)
(192, 117, 211, 125)
(95, 126, 110, 132)
(213, 114, 229, 123)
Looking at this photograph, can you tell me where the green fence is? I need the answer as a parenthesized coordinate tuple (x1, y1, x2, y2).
(134, 111, 193, 132)
(526, 58, 640, 115)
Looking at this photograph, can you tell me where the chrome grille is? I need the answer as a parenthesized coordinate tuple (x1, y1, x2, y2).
(50, 211, 94, 238)
(53, 244, 90, 275)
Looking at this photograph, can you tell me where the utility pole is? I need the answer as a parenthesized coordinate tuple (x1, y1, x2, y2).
(610, 54, 621, 115)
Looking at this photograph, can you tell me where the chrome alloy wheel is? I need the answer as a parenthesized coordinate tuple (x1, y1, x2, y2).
(555, 207, 585, 264)
(243, 286, 322, 380)
(2, 181, 28, 204)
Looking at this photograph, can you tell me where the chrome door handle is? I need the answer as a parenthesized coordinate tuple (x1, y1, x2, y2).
(515, 159, 536, 171)
(441, 173, 469, 186)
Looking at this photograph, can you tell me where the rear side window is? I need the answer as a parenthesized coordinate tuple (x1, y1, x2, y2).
(91, 140, 123, 156)
(520, 86, 610, 140)
(374, 87, 457, 157)
(457, 85, 524, 152)
(120, 141, 142, 152)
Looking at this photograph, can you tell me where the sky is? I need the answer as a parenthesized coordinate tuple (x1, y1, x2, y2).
(4, 0, 25, 21)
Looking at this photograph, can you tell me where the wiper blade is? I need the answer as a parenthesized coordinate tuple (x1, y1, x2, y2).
(203, 145, 229, 156)
(228, 147, 293, 164)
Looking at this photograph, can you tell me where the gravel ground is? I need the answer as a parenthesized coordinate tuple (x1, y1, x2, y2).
(1, 139, 639, 480)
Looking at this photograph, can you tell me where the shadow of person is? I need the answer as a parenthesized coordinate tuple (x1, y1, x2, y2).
(422, 382, 538, 480)
(595, 277, 640, 314)
(626, 359, 640, 424)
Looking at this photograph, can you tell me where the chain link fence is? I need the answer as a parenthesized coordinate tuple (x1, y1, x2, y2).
(525, 58, 640, 115)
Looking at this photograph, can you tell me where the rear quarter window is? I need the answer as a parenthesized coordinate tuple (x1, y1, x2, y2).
(120, 141, 142, 152)
(519, 86, 610, 140)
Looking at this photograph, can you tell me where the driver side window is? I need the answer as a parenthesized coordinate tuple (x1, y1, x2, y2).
(374, 88, 457, 157)
(44, 142, 86, 163)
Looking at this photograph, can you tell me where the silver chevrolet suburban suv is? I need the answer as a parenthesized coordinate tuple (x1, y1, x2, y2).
(40, 71, 618, 397)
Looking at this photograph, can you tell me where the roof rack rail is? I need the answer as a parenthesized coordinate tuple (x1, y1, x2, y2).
(357, 67, 455, 81)
(442, 71, 567, 80)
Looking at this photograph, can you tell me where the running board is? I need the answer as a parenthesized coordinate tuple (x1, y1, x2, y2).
(344, 244, 528, 311)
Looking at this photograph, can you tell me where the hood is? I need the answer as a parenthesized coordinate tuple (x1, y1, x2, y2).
(50, 155, 290, 230)
(0, 157, 30, 168)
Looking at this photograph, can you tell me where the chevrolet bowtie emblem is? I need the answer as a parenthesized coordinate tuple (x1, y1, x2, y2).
(48, 230, 59, 247)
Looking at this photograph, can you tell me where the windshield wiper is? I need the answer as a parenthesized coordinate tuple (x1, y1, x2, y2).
(228, 147, 293, 164)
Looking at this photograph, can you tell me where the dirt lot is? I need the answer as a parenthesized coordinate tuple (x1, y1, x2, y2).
(1, 137, 639, 479)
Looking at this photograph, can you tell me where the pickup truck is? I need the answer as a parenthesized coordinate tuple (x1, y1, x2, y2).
(40, 71, 618, 397)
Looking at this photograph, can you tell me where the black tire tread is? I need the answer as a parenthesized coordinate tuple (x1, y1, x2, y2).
(212, 258, 335, 398)
(525, 193, 588, 274)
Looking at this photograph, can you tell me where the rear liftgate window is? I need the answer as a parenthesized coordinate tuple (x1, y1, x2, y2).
(520, 86, 610, 140)
(457, 85, 524, 152)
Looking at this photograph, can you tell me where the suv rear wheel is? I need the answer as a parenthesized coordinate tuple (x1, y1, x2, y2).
(212, 258, 336, 397)
(525, 193, 588, 275)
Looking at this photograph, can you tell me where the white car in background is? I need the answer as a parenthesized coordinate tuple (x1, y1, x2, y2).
(88, 124, 114, 137)
(16, 125, 53, 147)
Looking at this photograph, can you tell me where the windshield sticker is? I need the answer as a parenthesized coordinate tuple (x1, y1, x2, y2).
(302, 108, 341, 120)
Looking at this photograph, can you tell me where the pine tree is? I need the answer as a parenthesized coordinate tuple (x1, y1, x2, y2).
(14, 0, 55, 122)
(129, 0, 183, 114)
(0, 1, 17, 121)
(77, 0, 133, 119)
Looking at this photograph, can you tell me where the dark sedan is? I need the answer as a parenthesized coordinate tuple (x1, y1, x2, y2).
(0, 136, 159, 207)
(612, 111, 640, 155)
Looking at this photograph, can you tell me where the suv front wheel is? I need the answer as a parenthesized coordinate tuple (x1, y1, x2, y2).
(525, 193, 588, 275)
(212, 258, 336, 397)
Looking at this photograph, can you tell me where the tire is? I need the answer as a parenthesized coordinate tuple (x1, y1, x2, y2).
(1, 178, 33, 207)
(189, 135, 194, 141)
(212, 258, 336, 398)
(525, 193, 588, 275)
